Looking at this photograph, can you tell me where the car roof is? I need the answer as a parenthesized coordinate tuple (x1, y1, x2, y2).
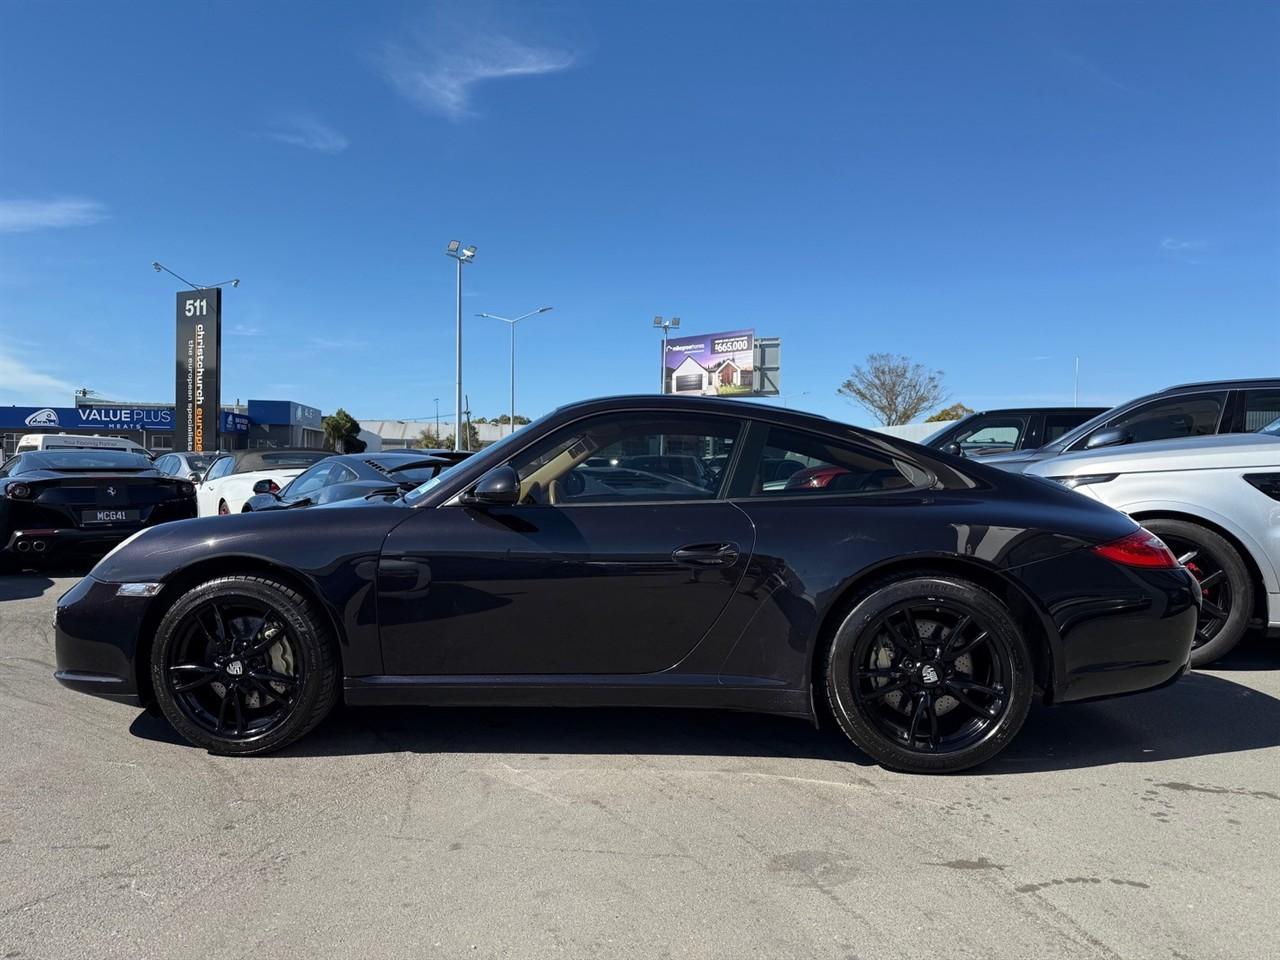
(1162, 377, 1280, 391)
(223, 448, 331, 473)
(963, 406, 1107, 416)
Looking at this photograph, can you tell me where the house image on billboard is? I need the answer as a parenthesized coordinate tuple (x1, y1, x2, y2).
(670, 355, 711, 394)
(708, 358, 749, 388)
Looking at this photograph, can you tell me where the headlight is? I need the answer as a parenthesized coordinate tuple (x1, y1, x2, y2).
(1048, 473, 1118, 489)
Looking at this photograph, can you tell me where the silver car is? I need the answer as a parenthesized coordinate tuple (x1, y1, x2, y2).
(1026, 422, 1280, 665)
(982, 377, 1280, 473)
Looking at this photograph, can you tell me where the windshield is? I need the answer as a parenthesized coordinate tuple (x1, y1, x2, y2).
(186, 454, 219, 470)
(400, 415, 551, 505)
(921, 414, 973, 446)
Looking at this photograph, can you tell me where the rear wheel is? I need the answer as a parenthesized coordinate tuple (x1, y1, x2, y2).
(150, 575, 338, 755)
(1142, 519, 1253, 667)
(825, 576, 1033, 774)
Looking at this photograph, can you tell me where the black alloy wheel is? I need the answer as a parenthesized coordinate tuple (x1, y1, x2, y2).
(826, 576, 1032, 773)
(1142, 519, 1253, 668)
(151, 576, 338, 755)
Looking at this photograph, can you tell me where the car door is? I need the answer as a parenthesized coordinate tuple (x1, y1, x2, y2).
(196, 455, 233, 515)
(377, 411, 754, 676)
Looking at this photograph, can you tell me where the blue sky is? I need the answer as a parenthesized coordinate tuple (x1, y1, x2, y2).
(1, 0, 1277, 426)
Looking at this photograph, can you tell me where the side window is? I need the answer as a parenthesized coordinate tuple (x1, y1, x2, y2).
(750, 427, 932, 496)
(510, 412, 742, 505)
(1100, 393, 1226, 446)
(1043, 414, 1086, 444)
(286, 464, 336, 498)
(1243, 389, 1280, 432)
(0, 455, 19, 478)
(953, 416, 1025, 454)
(204, 457, 232, 481)
(328, 464, 359, 484)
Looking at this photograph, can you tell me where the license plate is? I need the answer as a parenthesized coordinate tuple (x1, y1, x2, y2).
(81, 509, 140, 525)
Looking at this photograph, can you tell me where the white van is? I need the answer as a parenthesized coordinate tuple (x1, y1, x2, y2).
(14, 433, 152, 457)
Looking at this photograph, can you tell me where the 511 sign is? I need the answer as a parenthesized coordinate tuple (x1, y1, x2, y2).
(174, 289, 222, 453)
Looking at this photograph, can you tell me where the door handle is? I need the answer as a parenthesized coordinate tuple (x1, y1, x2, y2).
(672, 542, 740, 566)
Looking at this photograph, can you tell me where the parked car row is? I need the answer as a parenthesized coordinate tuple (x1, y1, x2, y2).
(52, 393, 1216, 774)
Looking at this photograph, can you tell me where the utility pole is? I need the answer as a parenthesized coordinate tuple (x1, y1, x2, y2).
(445, 241, 477, 451)
(652, 316, 681, 393)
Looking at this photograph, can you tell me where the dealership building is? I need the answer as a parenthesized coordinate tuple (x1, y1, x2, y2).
(0, 397, 325, 457)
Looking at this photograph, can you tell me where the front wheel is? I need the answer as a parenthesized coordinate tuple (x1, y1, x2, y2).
(150, 575, 338, 755)
(825, 576, 1033, 774)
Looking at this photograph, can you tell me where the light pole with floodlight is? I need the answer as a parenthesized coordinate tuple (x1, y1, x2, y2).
(652, 315, 681, 393)
(478, 306, 553, 436)
(152, 261, 240, 290)
(445, 241, 477, 451)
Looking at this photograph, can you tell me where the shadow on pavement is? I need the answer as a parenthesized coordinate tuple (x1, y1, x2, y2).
(129, 666, 1280, 773)
(0, 574, 56, 602)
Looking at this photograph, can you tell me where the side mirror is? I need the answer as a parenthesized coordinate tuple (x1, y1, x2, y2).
(470, 465, 519, 506)
(1084, 427, 1128, 450)
(187, 471, 203, 483)
(252, 479, 278, 496)
(943, 441, 964, 457)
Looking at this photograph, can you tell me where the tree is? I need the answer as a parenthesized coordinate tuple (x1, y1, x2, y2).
(417, 424, 479, 450)
(322, 408, 366, 453)
(927, 402, 974, 423)
(837, 353, 947, 426)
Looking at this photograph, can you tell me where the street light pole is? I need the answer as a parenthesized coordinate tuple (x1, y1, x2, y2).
(152, 261, 240, 291)
(652, 316, 681, 394)
(478, 307, 553, 436)
(445, 242, 477, 451)
(434, 398, 440, 443)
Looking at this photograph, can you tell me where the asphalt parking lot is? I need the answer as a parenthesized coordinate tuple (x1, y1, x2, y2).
(2, 574, 1277, 960)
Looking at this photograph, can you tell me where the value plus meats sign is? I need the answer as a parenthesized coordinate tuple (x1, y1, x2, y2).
(174, 288, 222, 453)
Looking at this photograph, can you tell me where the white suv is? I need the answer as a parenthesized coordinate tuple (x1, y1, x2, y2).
(1027, 422, 1280, 666)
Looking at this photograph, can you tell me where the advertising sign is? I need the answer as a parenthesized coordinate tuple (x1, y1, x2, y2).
(663, 329, 755, 396)
(220, 411, 251, 434)
(0, 406, 175, 431)
(174, 289, 222, 452)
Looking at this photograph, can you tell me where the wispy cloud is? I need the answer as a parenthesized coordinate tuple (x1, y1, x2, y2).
(0, 345, 77, 400)
(383, 18, 574, 120)
(230, 323, 262, 337)
(0, 198, 108, 234)
(308, 336, 366, 350)
(262, 116, 349, 154)
(1160, 236, 1209, 264)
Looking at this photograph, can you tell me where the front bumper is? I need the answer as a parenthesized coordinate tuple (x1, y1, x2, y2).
(53, 575, 155, 706)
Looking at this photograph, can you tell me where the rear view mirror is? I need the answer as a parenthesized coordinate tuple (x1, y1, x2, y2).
(470, 465, 520, 506)
(1085, 427, 1128, 450)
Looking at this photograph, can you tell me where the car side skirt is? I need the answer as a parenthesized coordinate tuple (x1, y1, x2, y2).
(343, 673, 812, 718)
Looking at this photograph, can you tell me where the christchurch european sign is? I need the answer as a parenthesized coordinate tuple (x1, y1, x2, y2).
(0, 406, 176, 431)
(174, 288, 223, 452)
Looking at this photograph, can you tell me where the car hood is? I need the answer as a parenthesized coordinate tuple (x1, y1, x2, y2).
(1026, 433, 1280, 477)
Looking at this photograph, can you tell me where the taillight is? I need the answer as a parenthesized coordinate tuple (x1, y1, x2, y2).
(1091, 528, 1180, 569)
(1244, 473, 1280, 501)
(7, 482, 31, 499)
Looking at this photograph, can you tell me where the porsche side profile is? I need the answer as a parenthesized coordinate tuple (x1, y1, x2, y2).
(54, 395, 1199, 773)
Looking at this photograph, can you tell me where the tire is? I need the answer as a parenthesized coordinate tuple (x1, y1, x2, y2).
(825, 575, 1033, 774)
(1142, 519, 1253, 667)
(150, 575, 339, 755)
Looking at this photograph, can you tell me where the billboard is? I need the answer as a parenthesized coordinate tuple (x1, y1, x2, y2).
(664, 329, 755, 396)
(174, 289, 222, 453)
(0, 406, 174, 431)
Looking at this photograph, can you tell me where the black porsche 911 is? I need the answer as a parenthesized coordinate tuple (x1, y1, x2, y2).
(1, 449, 196, 572)
(54, 395, 1198, 773)
(240, 450, 469, 513)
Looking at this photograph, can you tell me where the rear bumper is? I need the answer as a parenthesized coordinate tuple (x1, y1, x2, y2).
(1013, 555, 1199, 704)
(4, 526, 135, 560)
(53, 575, 153, 706)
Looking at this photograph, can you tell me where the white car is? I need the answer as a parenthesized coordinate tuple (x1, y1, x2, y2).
(196, 449, 330, 517)
(1026, 425, 1280, 666)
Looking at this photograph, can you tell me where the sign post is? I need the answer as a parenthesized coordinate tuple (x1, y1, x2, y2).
(174, 288, 222, 453)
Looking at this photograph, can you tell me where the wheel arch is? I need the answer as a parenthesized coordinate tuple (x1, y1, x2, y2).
(133, 555, 347, 706)
(1129, 508, 1270, 628)
(807, 555, 1059, 720)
